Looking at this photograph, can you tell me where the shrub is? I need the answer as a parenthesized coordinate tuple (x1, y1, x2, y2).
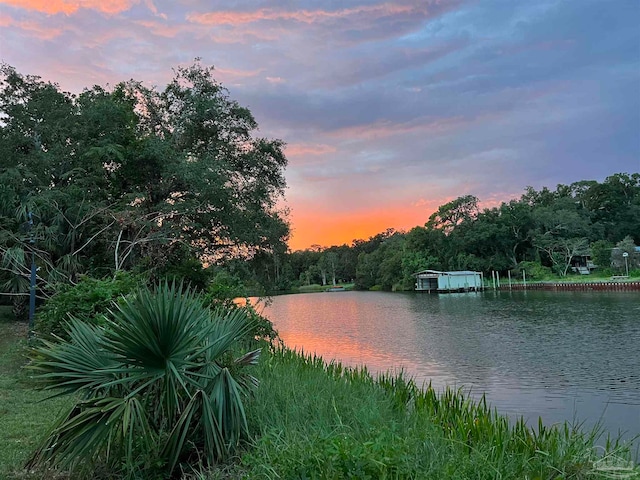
(514, 261, 553, 280)
(203, 270, 247, 308)
(34, 272, 142, 338)
(27, 283, 260, 478)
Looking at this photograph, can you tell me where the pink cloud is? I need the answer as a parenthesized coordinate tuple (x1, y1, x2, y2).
(327, 116, 468, 141)
(266, 76, 285, 84)
(187, 3, 428, 27)
(0, 0, 138, 15)
(285, 143, 337, 157)
(0, 13, 65, 39)
(132, 19, 184, 38)
(215, 66, 263, 79)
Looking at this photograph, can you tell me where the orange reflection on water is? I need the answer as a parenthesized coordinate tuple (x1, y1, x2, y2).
(263, 293, 448, 384)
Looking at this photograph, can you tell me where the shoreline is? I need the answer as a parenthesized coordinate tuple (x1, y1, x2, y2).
(496, 280, 640, 291)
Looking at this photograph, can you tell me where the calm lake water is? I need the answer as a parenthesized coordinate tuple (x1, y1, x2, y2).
(262, 290, 640, 442)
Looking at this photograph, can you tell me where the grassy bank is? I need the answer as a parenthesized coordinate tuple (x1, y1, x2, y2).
(293, 283, 355, 294)
(492, 269, 640, 286)
(1, 306, 638, 479)
(233, 349, 639, 479)
(0, 307, 71, 479)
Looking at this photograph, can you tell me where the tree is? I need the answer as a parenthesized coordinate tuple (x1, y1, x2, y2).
(590, 240, 613, 270)
(1, 62, 290, 304)
(612, 236, 639, 273)
(426, 195, 479, 234)
(532, 198, 592, 276)
(318, 252, 338, 286)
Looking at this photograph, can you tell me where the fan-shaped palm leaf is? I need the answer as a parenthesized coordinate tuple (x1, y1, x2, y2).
(27, 283, 259, 476)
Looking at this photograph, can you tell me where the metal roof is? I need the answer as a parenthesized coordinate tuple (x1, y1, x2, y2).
(414, 269, 481, 276)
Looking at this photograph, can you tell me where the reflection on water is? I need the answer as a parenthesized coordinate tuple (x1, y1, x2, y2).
(262, 290, 640, 441)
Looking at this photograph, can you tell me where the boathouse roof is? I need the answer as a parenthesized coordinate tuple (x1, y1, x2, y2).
(413, 269, 481, 277)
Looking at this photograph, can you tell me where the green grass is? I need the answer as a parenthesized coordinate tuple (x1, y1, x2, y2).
(0, 307, 72, 479)
(296, 283, 355, 293)
(227, 349, 639, 479)
(492, 270, 640, 286)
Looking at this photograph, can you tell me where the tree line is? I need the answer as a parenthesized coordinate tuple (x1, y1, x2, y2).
(236, 174, 640, 292)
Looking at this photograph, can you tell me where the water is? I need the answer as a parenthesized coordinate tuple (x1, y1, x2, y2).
(262, 290, 640, 442)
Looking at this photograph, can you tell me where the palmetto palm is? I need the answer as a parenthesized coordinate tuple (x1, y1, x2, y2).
(27, 283, 260, 476)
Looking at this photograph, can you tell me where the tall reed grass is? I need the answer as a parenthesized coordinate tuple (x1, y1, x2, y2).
(232, 347, 639, 479)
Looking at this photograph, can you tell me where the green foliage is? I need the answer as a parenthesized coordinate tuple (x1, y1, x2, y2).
(272, 174, 639, 291)
(27, 284, 259, 478)
(205, 270, 247, 304)
(3, 308, 639, 478)
(514, 261, 553, 280)
(238, 348, 638, 479)
(0, 63, 289, 303)
(426, 194, 479, 233)
(34, 272, 142, 338)
(590, 240, 613, 269)
(0, 308, 73, 479)
(149, 250, 213, 291)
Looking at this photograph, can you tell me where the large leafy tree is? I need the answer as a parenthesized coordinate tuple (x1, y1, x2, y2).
(426, 195, 479, 234)
(0, 62, 289, 308)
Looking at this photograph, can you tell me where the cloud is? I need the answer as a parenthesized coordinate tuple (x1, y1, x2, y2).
(285, 143, 336, 158)
(0, 0, 138, 15)
(187, 3, 426, 27)
(266, 76, 285, 84)
(2, 0, 638, 251)
(327, 116, 468, 141)
(0, 12, 65, 39)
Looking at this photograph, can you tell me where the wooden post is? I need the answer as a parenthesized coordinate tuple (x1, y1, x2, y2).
(508, 270, 512, 289)
(523, 270, 527, 288)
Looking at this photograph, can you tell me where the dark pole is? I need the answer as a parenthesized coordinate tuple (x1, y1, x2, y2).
(28, 212, 36, 338)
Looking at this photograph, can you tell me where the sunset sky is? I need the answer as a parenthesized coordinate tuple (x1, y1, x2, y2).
(1, 0, 639, 250)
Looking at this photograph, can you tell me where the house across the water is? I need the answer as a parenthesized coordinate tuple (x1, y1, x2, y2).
(414, 270, 483, 293)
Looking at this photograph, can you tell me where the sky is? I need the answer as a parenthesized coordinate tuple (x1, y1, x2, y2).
(1, 0, 639, 250)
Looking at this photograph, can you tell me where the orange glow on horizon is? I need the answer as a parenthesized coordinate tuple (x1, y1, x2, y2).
(287, 204, 434, 251)
(286, 194, 519, 251)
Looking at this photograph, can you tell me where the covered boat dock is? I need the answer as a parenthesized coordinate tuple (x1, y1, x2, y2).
(414, 270, 483, 293)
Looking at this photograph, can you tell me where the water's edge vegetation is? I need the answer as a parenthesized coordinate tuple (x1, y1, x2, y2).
(243, 348, 639, 479)
(1, 304, 639, 479)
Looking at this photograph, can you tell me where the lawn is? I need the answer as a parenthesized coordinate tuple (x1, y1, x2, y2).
(0, 306, 71, 479)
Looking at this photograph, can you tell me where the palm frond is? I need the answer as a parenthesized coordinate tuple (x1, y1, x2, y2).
(27, 282, 260, 476)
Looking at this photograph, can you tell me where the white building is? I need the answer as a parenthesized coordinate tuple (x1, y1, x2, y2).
(414, 270, 483, 293)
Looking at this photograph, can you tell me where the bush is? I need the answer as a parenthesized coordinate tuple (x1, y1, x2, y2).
(514, 261, 553, 280)
(203, 270, 247, 308)
(35, 272, 142, 338)
(27, 283, 260, 478)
